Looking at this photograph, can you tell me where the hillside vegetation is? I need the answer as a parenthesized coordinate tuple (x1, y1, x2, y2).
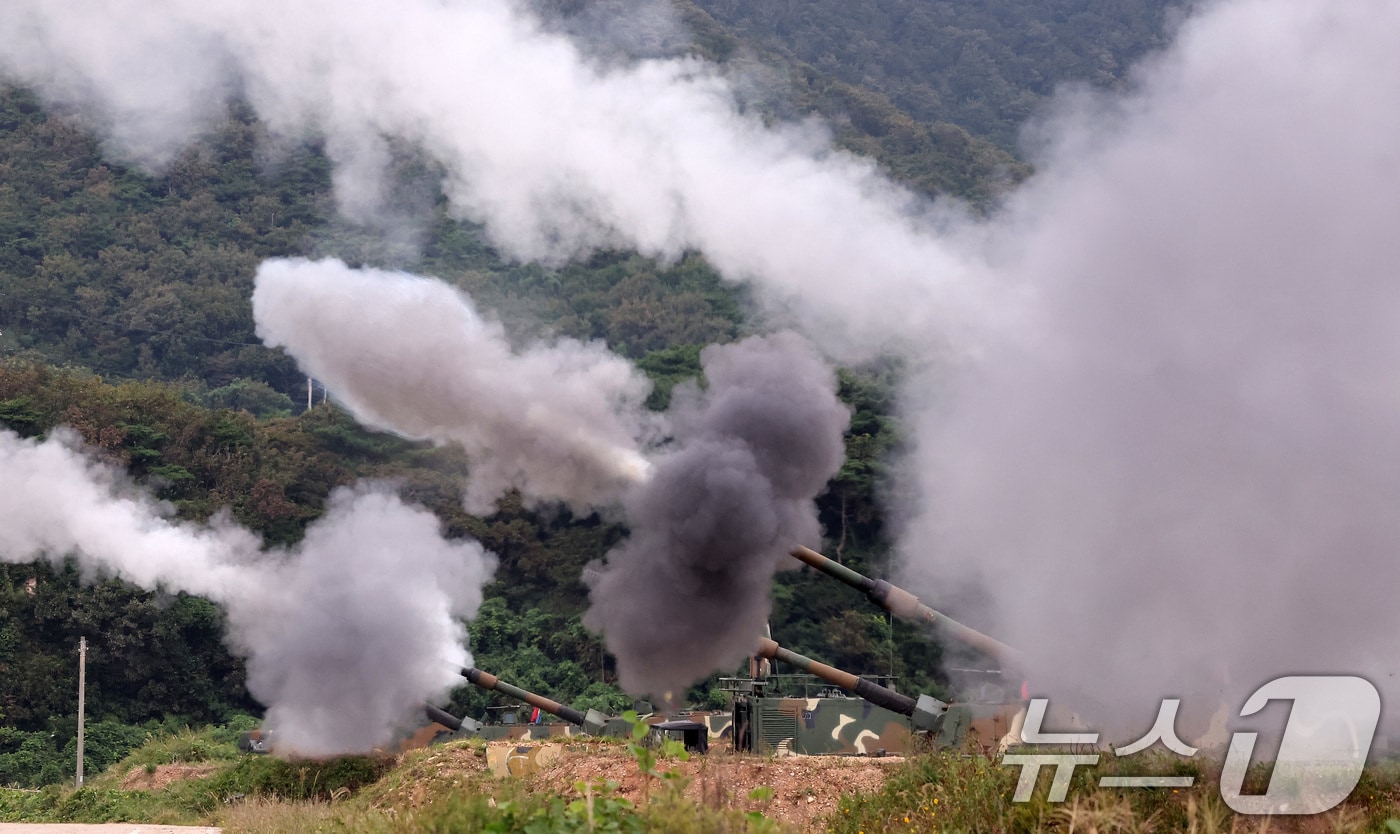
(1, 0, 1072, 791)
(686, 0, 1179, 149)
(4, 723, 1399, 832)
(0, 357, 922, 781)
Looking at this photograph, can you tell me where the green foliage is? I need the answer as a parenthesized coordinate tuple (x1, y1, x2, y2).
(0, 784, 178, 824)
(0, 395, 43, 436)
(0, 85, 751, 396)
(110, 724, 247, 775)
(401, 787, 646, 834)
(817, 363, 902, 557)
(0, 85, 317, 389)
(0, 720, 146, 788)
(635, 343, 705, 410)
(621, 709, 680, 784)
(684, 0, 1176, 151)
(827, 751, 1400, 834)
(455, 596, 626, 721)
(197, 754, 395, 805)
(0, 719, 260, 790)
(200, 378, 295, 418)
(0, 728, 68, 788)
(827, 751, 1079, 834)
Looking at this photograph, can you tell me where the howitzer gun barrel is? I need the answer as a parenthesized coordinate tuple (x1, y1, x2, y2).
(789, 546, 1018, 664)
(424, 704, 464, 732)
(755, 637, 917, 716)
(461, 668, 588, 727)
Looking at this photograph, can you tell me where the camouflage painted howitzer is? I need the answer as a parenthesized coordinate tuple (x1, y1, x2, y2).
(788, 548, 1033, 752)
(789, 546, 1019, 666)
(460, 668, 732, 746)
(460, 667, 611, 737)
(755, 638, 944, 729)
(734, 638, 1019, 755)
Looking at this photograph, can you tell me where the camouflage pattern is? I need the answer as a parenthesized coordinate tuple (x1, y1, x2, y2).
(726, 636, 1029, 757)
(692, 711, 733, 742)
(438, 703, 733, 744)
(726, 690, 1027, 756)
(733, 694, 916, 755)
(761, 545, 1032, 756)
(485, 742, 564, 777)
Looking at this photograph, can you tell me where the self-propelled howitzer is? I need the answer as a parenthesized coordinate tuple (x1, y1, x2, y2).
(753, 637, 945, 731)
(731, 637, 1019, 755)
(461, 667, 610, 735)
(789, 546, 1018, 665)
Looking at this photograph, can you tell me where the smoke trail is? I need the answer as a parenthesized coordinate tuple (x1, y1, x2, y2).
(584, 333, 848, 697)
(0, 429, 495, 754)
(0, 0, 983, 353)
(0, 428, 263, 598)
(229, 486, 495, 756)
(10, 0, 1394, 741)
(898, 0, 1400, 732)
(252, 257, 655, 513)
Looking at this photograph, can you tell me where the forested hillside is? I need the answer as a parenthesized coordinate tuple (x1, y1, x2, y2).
(686, 0, 1179, 148)
(2, 0, 1058, 785)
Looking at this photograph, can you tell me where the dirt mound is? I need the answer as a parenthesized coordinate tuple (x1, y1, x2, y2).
(364, 742, 490, 810)
(530, 746, 898, 829)
(120, 763, 222, 791)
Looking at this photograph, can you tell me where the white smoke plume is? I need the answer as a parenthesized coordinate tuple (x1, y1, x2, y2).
(0, 429, 495, 755)
(899, 0, 1400, 733)
(252, 257, 656, 513)
(0, 0, 982, 352)
(5, 0, 1398, 737)
(229, 486, 495, 755)
(0, 428, 262, 599)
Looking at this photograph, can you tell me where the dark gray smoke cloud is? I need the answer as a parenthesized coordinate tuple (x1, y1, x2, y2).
(0, 429, 495, 755)
(584, 333, 848, 697)
(897, 0, 1400, 733)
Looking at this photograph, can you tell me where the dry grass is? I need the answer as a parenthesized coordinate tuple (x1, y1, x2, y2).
(218, 797, 383, 834)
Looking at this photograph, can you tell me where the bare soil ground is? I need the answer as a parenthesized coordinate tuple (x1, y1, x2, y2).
(529, 745, 899, 829)
(119, 765, 223, 792)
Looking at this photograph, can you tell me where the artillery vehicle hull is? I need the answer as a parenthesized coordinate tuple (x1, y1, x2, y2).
(724, 637, 1025, 756)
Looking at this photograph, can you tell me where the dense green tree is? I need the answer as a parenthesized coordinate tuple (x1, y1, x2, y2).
(684, 0, 1176, 150)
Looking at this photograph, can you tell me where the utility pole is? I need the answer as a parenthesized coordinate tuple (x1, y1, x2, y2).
(76, 636, 86, 788)
(307, 377, 314, 412)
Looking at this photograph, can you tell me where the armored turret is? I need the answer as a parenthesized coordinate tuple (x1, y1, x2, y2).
(754, 637, 946, 731)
